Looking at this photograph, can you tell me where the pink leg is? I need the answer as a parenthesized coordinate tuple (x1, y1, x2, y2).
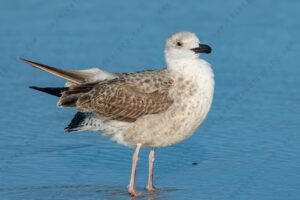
(128, 143, 142, 196)
(146, 147, 156, 192)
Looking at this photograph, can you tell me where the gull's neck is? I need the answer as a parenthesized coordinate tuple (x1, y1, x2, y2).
(166, 56, 215, 100)
(166, 57, 214, 78)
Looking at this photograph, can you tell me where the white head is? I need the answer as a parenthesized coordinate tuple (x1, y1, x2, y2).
(164, 32, 212, 64)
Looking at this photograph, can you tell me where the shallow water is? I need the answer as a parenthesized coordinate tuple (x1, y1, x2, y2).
(0, 0, 299, 199)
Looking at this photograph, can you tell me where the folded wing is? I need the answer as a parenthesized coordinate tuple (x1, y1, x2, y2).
(59, 71, 174, 122)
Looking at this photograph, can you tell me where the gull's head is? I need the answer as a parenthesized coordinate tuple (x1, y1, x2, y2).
(164, 32, 212, 62)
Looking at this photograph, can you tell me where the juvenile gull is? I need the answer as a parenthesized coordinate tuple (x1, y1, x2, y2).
(21, 31, 214, 196)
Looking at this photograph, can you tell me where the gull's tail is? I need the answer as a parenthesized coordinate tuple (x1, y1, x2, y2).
(22, 58, 116, 107)
(20, 58, 116, 86)
(65, 112, 103, 132)
(20, 58, 86, 84)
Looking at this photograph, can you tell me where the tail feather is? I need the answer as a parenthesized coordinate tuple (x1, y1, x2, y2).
(20, 58, 116, 85)
(65, 112, 89, 132)
(22, 58, 105, 108)
(21, 58, 85, 84)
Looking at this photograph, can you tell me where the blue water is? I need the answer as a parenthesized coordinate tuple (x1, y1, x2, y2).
(0, 0, 299, 199)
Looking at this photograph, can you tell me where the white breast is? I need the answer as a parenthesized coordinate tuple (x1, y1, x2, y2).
(155, 58, 215, 146)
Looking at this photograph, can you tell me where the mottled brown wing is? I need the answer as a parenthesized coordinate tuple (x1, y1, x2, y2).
(75, 71, 174, 122)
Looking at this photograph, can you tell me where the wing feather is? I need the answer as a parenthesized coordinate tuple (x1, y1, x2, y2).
(74, 70, 173, 122)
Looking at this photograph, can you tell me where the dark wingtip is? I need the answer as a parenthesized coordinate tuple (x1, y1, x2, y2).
(29, 86, 44, 92)
(29, 86, 39, 90)
(29, 86, 66, 97)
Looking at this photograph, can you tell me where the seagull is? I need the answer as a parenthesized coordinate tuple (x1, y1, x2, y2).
(21, 31, 214, 196)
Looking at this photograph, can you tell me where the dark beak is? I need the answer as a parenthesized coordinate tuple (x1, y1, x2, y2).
(191, 44, 212, 54)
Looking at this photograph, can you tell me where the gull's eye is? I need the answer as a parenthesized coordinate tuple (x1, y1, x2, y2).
(176, 42, 182, 47)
